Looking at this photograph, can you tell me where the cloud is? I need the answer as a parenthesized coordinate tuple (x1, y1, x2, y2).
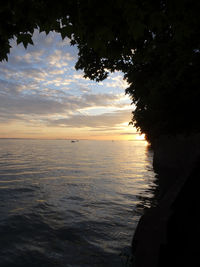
(73, 73, 89, 81)
(46, 49, 75, 68)
(0, 94, 67, 116)
(18, 68, 47, 81)
(0, 79, 22, 95)
(7, 30, 76, 71)
(47, 69, 66, 75)
(0, 77, 130, 123)
(105, 75, 128, 89)
(120, 132, 138, 135)
(81, 93, 118, 106)
(13, 50, 45, 64)
(77, 85, 91, 93)
(47, 109, 132, 128)
(0, 112, 22, 123)
(89, 126, 128, 132)
(0, 30, 134, 138)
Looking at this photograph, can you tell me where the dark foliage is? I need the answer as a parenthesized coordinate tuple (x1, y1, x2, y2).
(0, 0, 200, 142)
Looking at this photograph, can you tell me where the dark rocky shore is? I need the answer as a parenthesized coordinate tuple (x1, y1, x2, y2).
(131, 134, 200, 266)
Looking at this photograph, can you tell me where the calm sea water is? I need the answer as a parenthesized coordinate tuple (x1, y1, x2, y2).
(0, 139, 156, 267)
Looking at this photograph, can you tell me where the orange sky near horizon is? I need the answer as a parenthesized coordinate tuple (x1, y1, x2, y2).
(0, 121, 144, 141)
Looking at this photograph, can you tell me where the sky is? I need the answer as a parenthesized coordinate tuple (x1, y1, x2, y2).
(0, 29, 141, 140)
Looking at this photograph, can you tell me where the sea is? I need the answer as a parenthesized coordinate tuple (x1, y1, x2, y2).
(0, 139, 157, 267)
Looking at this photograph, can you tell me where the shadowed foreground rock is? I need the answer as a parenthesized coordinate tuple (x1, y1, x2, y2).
(131, 135, 200, 267)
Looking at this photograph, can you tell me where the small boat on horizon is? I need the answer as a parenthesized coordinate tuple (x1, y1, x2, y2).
(71, 140, 79, 143)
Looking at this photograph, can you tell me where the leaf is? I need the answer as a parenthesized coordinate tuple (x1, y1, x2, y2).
(60, 26, 73, 40)
(16, 33, 33, 48)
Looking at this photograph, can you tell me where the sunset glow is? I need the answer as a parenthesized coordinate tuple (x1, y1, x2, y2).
(135, 134, 146, 141)
(0, 30, 139, 140)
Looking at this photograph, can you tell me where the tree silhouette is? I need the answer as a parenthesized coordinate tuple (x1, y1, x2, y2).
(1, 0, 199, 142)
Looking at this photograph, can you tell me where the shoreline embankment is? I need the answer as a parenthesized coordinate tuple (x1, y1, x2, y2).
(131, 134, 200, 266)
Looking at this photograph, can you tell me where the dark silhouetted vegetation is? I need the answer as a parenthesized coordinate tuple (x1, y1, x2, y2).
(0, 0, 200, 142)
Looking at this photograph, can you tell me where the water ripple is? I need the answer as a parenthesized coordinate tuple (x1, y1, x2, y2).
(0, 139, 156, 266)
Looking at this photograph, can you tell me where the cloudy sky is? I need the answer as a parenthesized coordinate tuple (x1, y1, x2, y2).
(0, 30, 139, 140)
